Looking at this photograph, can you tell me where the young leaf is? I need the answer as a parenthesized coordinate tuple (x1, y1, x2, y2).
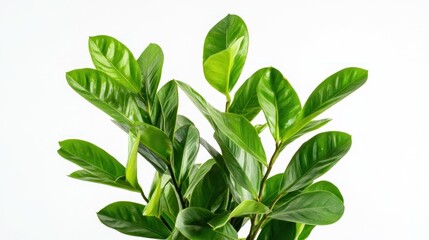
(257, 67, 301, 141)
(66, 69, 143, 125)
(229, 68, 266, 120)
(176, 207, 238, 240)
(281, 131, 351, 193)
(203, 37, 243, 95)
(126, 133, 140, 189)
(173, 125, 200, 186)
(131, 122, 173, 162)
(137, 43, 164, 110)
(302, 67, 368, 120)
(203, 14, 249, 92)
(270, 191, 345, 225)
(257, 220, 296, 240)
(209, 200, 270, 229)
(152, 80, 179, 140)
(89, 35, 142, 93)
(97, 201, 170, 238)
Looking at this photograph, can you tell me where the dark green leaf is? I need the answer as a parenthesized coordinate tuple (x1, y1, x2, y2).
(257, 67, 301, 141)
(176, 81, 212, 123)
(97, 201, 170, 238)
(68, 170, 136, 192)
(261, 173, 283, 206)
(270, 191, 344, 225)
(280, 119, 331, 149)
(184, 159, 216, 198)
(203, 14, 249, 92)
(173, 124, 200, 186)
(304, 180, 344, 202)
(137, 43, 164, 110)
(176, 207, 238, 240)
(66, 69, 143, 125)
(302, 67, 368, 120)
(281, 131, 351, 193)
(160, 183, 181, 229)
(229, 68, 266, 120)
(89, 35, 142, 93)
(152, 80, 179, 140)
(257, 219, 296, 240)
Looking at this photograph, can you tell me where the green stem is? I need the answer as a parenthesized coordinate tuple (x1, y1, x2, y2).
(257, 143, 281, 201)
(139, 188, 149, 203)
(225, 92, 231, 112)
(167, 164, 186, 209)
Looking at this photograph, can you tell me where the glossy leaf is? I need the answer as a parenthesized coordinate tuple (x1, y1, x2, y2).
(66, 69, 143, 125)
(173, 125, 200, 186)
(261, 173, 283, 206)
(280, 118, 331, 149)
(88, 35, 142, 93)
(68, 169, 136, 191)
(126, 133, 141, 189)
(302, 67, 368, 119)
(137, 43, 164, 110)
(208, 108, 267, 166)
(190, 163, 228, 212)
(209, 200, 270, 229)
(257, 219, 296, 240)
(132, 122, 173, 162)
(176, 207, 238, 240)
(160, 182, 181, 229)
(257, 67, 301, 141)
(203, 37, 243, 95)
(97, 201, 170, 238)
(184, 159, 216, 198)
(281, 131, 351, 193)
(304, 180, 344, 202)
(229, 68, 266, 120)
(176, 81, 212, 123)
(296, 224, 316, 240)
(270, 191, 344, 225)
(144, 173, 169, 217)
(152, 80, 179, 140)
(203, 14, 249, 92)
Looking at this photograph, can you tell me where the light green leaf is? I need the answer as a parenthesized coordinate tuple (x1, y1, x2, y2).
(173, 125, 200, 186)
(304, 181, 344, 202)
(280, 119, 331, 150)
(176, 207, 238, 240)
(160, 182, 181, 229)
(270, 191, 344, 225)
(229, 68, 266, 121)
(126, 133, 140, 189)
(89, 35, 142, 93)
(296, 224, 316, 240)
(132, 122, 173, 162)
(208, 108, 267, 166)
(137, 43, 164, 110)
(203, 37, 243, 95)
(257, 219, 296, 240)
(302, 67, 368, 119)
(257, 67, 301, 141)
(281, 131, 351, 193)
(144, 173, 169, 217)
(176, 81, 212, 123)
(209, 200, 270, 229)
(66, 69, 143, 125)
(68, 170, 135, 191)
(97, 201, 170, 238)
(203, 14, 249, 92)
(152, 80, 179, 140)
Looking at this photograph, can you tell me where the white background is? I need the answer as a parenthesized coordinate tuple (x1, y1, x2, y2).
(1, 0, 428, 239)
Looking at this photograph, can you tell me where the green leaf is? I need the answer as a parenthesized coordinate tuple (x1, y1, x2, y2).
(144, 173, 169, 217)
(257, 219, 296, 240)
(88, 35, 142, 93)
(152, 80, 179, 140)
(176, 115, 194, 129)
(255, 123, 268, 134)
(66, 69, 143, 125)
(215, 132, 261, 199)
(280, 119, 331, 149)
(281, 131, 351, 193)
(173, 125, 200, 186)
(229, 68, 266, 121)
(68, 170, 135, 192)
(190, 163, 228, 212)
(132, 122, 173, 162)
(203, 14, 249, 92)
(176, 207, 238, 240)
(302, 67, 367, 119)
(203, 37, 243, 95)
(209, 200, 270, 229)
(137, 43, 164, 110)
(126, 133, 140, 189)
(261, 173, 283, 206)
(270, 191, 345, 225)
(257, 67, 301, 141)
(304, 180, 344, 202)
(184, 159, 216, 198)
(160, 182, 181, 228)
(176, 81, 212, 123)
(208, 108, 267, 166)
(97, 201, 170, 238)
(295, 224, 316, 240)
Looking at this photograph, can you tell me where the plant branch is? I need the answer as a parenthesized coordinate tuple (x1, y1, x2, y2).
(225, 92, 231, 112)
(257, 143, 281, 201)
(139, 188, 149, 203)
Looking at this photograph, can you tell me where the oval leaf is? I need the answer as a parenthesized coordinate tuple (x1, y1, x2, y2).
(304, 180, 344, 202)
(89, 35, 142, 93)
(152, 80, 179, 140)
(173, 124, 200, 186)
(281, 131, 351, 193)
(176, 207, 238, 240)
(203, 14, 249, 92)
(270, 191, 345, 225)
(257, 67, 301, 141)
(97, 201, 170, 238)
(66, 68, 143, 125)
(137, 43, 164, 110)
